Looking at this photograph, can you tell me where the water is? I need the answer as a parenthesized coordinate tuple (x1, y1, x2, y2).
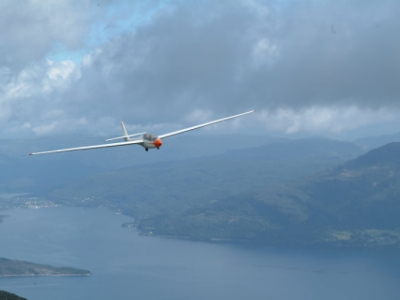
(0, 207, 400, 300)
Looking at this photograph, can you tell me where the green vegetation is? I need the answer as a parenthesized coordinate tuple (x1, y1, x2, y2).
(0, 258, 91, 277)
(5, 136, 400, 248)
(0, 134, 282, 193)
(139, 142, 400, 246)
(47, 138, 363, 220)
(0, 290, 27, 300)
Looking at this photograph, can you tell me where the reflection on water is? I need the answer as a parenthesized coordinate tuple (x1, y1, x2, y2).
(0, 207, 399, 300)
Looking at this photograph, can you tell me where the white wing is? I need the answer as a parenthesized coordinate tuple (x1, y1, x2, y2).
(29, 139, 144, 156)
(29, 110, 255, 155)
(158, 110, 255, 139)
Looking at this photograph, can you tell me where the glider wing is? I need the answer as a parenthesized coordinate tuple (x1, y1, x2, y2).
(29, 139, 144, 156)
(158, 110, 255, 139)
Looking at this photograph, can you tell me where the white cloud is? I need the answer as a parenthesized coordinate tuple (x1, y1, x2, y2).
(0, 60, 81, 136)
(3, 60, 79, 100)
(252, 38, 279, 67)
(184, 109, 214, 124)
(0, 0, 94, 70)
(256, 106, 400, 135)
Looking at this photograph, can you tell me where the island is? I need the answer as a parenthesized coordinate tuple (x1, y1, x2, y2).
(0, 258, 91, 277)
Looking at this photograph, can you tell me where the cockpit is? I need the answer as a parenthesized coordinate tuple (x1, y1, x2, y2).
(142, 133, 158, 142)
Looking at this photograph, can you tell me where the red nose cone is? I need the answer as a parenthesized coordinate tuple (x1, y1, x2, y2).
(154, 139, 162, 148)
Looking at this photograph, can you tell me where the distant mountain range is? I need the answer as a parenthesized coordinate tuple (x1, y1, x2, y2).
(46, 137, 364, 219)
(0, 134, 283, 193)
(139, 142, 400, 246)
(2, 133, 400, 247)
(354, 131, 400, 150)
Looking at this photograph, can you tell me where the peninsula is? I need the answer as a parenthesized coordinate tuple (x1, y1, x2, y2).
(0, 258, 91, 277)
(0, 290, 27, 300)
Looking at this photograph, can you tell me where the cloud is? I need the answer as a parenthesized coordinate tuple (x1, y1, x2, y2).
(0, 60, 81, 134)
(249, 0, 400, 110)
(0, 0, 99, 71)
(1, 0, 400, 138)
(256, 106, 399, 135)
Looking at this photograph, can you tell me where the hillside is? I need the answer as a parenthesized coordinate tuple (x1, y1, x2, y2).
(0, 134, 282, 194)
(0, 154, 104, 193)
(0, 291, 26, 300)
(139, 142, 400, 246)
(47, 138, 363, 219)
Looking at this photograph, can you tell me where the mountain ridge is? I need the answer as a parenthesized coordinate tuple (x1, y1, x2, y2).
(46, 138, 364, 219)
(139, 142, 400, 247)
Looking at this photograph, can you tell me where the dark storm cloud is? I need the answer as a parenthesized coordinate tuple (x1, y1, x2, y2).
(2, 0, 400, 137)
(62, 0, 400, 128)
(66, 1, 258, 123)
(251, 0, 400, 109)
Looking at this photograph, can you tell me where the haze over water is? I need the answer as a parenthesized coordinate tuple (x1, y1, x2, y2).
(0, 207, 399, 300)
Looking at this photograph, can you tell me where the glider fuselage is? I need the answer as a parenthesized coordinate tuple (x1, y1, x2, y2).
(139, 133, 162, 150)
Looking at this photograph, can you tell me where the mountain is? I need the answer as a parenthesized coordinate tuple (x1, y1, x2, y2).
(0, 153, 105, 193)
(47, 138, 364, 219)
(354, 131, 400, 150)
(0, 134, 283, 194)
(0, 134, 285, 170)
(139, 142, 400, 247)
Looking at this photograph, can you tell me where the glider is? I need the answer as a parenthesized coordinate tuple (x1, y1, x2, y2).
(29, 110, 255, 155)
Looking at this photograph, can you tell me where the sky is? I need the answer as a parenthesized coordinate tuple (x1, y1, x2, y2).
(1, 0, 400, 140)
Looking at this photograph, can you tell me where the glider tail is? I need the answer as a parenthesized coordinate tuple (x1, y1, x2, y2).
(120, 121, 130, 141)
(105, 122, 145, 142)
